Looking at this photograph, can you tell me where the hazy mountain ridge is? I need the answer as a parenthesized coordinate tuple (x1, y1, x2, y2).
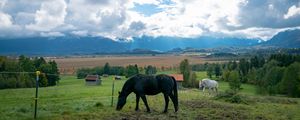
(0, 29, 299, 55)
(260, 29, 300, 48)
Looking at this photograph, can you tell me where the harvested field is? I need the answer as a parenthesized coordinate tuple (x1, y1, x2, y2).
(49, 55, 225, 74)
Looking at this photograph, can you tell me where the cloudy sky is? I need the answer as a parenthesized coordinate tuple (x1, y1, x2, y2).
(0, 0, 300, 40)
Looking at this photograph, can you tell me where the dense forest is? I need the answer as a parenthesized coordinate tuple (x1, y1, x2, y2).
(0, 55, 60, 89)
(192, 54, 300, 97)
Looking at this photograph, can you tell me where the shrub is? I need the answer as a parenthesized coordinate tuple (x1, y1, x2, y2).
(95, 102, 104, 108)
(215, 90, 248, 104)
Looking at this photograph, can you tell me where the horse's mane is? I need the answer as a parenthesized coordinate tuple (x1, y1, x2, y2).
(121, 74, 142, 92)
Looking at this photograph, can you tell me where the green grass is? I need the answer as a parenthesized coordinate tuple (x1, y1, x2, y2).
(0, 72, 299, 120)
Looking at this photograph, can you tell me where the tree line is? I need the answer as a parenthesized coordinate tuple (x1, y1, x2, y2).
(191, 54, 300, 97)
(0, 55, 60, 89)
(76, 63, 157, 79)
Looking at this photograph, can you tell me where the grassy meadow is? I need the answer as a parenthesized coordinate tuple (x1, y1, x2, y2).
(0, 72, 300, 120)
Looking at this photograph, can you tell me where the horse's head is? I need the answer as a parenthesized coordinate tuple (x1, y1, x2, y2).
(199, 80, 205, 90)
(116, 91, 127, 111)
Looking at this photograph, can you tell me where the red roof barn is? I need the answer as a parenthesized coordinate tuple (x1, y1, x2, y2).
(169, 74, 184, 89)
(85, 75, 101, 85)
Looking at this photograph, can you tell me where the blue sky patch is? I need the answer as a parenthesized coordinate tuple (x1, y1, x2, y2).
(131, 3, 163, 16)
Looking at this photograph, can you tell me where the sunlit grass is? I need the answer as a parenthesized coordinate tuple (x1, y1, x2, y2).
(0, 72, 299, 120)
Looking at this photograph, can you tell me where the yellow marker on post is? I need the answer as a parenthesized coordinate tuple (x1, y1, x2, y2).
(36, 71, 40, 76)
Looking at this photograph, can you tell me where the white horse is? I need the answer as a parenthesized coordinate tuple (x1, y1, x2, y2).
(199, 78, 218, 93)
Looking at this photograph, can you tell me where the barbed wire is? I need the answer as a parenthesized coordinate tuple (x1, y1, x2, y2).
(0, 95, 136, 104)
(0, 71, 59, 76)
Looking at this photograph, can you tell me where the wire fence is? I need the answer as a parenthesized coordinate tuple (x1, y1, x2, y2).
(0, 71, 120, 119)
(0, 72, 205, 119)
(0, 71, 59, 76)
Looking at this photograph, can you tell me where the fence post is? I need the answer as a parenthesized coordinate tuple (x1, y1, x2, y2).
(34, 71, 40, 119)
(111, 75, 115, 107)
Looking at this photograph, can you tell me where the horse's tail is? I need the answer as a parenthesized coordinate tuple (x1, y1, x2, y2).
(171, 76, 178, 112)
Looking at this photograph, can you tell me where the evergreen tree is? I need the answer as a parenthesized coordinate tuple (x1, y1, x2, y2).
(39, 74, 48, 87)
(239, 58, 250, 83)
(189, 72, 197, 88)
(221, 70, 230, 82)
(246, 68, 257, 84)
(228, 70, 241, 92)
(34, 57, 46, 69)
(214, 64, 221, 78)
(206, 65, 213, 78)
(145, 65, 157, 75)
(103, 62, 110, 75)
(125, 64, 139, 78)
(48, 60, 60, 85)
(279, 62, 300, 97)
(180, 59, 191, 87)
(250, 56, 259, 68)
(19, 55, 35, 72)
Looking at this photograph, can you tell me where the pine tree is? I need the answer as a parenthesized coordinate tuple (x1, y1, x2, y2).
(228, 70, 241, 92)
(206, 65, 213, 78)
(103, 62, 110, 75)
(214, 64, 221, 78)
(180, 59, 191, 87)
(279, 62, 300, 97)
(189, 72, 197, 88)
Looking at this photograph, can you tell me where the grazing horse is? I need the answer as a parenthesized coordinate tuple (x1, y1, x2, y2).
(116, 74, 178, 113)
(199, 78, 218, 93)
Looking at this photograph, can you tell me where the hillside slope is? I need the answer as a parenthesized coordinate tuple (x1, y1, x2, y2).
(260, 29, 300, 48)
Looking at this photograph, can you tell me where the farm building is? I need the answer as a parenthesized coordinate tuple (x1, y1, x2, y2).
(85, 75, 101, 85)
(169, 74, 183, 89)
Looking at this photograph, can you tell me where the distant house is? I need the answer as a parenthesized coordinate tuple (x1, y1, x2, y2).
(169, 74, 184, 89)
(115, 76, 122, 80)
(85, 75, 101, 85)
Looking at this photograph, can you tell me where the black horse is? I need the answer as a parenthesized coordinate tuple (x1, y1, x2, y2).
(116, 74, 178, 113)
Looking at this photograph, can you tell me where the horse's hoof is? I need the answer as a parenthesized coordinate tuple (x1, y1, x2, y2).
(162, 111, 168, 113)
(146, 110, 151, 113)
(135, 109, 140, 112)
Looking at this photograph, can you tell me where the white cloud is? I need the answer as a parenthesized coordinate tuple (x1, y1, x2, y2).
(71, 30, 88, 36)
(226, 27, 283, 40)
(26, 0, 67, 31)
(284, 5, 300, 19)
(15, 12, 35, 25)
(126, 0, 246, 38)
(0, 0, 6, 9)
(0, 12, 12, 27)
(0, 0, 299, 40)
(268, 4, 274, 10)
(40, 32, 65, 37)
(67, 0, 127, 32)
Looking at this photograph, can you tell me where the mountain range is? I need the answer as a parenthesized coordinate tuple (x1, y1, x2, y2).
(260, 29, 300, 48)
(0, 29, 299, 56)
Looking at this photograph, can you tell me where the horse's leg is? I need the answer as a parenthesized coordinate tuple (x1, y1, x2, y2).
(163, 93, 169, 113)
(135, 94, 140, 111)
(141, 95, 150, 112)
(169, 93, 178, 112)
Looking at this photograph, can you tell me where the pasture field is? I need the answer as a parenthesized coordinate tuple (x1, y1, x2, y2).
(0, 72, 300, 120)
